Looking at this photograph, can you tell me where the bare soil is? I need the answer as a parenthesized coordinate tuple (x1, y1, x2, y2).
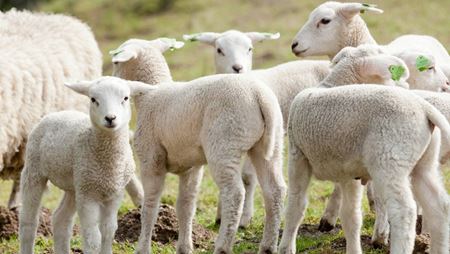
(0, 206, 52, 239)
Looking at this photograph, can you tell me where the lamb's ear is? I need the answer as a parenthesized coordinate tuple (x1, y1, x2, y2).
(110, 48, 138, 63)
(245, 32, 280, 43)
(338, 3, 383, 19)
(331, 47, 355, 66)
(182, 32, 221, 46)
(128, 81, 157, 96)
(64, 81, 92, 96)
(151, 38, 185, 53)
(360, 55, 410, 83)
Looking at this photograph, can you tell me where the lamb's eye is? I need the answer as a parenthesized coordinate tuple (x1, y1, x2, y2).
(217, 48, 224, 56)
(91, 98, 96, 103)
(124, 96, 129, 101)
(320, 18, 331, 25)
(248, 47, 253, 52)
(428, 66, 435, 71)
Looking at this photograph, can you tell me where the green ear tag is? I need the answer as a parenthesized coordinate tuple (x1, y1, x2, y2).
(109, 49, 124, 56)
(416, 55, 431, 72)
(389, 65, 405, 81)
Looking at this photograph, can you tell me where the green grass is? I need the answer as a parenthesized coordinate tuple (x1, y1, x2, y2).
(1, 0, 450, 253)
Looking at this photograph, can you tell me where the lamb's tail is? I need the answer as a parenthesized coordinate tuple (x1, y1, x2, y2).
(255, 84, 283, 160)
(422, 99, 450, 145)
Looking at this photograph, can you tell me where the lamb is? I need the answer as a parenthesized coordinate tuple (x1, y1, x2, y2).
(290, 1, 450, 236)
(279, 45, 450, 254)
(19, 77, 139, 254)
(185, 30, 331, 227)
(183, 30, 280, 73)
(111, 38, 286, 254)
(0, 9, 103, 209)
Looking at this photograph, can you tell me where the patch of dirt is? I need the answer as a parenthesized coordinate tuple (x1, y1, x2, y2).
(414, 234, 430, 254)
(115, 204, 214, 248)
(0, 206, 52, 240)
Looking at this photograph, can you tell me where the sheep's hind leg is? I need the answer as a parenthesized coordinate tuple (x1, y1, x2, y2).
(125, 173, 144, 207)
(53, 191, 76, 254)
(76, 195, 101, 254)
(100, 194, 123, 254)
(239, 157, 257, 228)
(318, 184, 342, 232)
(279, 148, 312, 254)
(19, 172, 47, 254)
(8, 177, 22, 209)
(411, 132, 449, 254)
(338, 180, 363, 254)
(176, 166, 203, 254)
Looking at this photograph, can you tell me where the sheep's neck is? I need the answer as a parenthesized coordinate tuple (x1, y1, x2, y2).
(88, 126, 129, 154)
(332, 16, 377, 59)
(320, 65, 360, 88)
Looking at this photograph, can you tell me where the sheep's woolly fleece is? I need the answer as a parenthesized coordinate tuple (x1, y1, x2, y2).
(0, 9, 102, 179)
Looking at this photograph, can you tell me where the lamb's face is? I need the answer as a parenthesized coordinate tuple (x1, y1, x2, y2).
(88, 80, 132, 132)
(291, 1, 383, 58)
(183, 30, 279, 74)
(395, 51, 450, 92)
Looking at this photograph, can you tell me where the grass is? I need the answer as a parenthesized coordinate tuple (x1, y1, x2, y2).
(0, 0, 450, 253)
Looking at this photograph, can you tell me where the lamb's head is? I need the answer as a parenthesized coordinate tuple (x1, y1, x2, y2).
(65, 76, 147, 132)
(183, 30, 279, 74)
(110, 38, 184, 83)
(392, 50, 450, 92)
(324, 44, 410, 88)
(291, 1, 383, 59)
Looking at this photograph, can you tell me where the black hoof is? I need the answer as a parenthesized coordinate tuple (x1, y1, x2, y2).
(318, 218, 335, 232)
(215, 218, 221, 225)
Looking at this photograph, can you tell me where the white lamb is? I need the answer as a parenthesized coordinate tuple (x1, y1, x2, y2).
(185, 30, 331, 227)
(0, 9, 103, 209)
(183, 30, 280, 73)
(279, 46, 450, 254)
(19, 77, 139, 254)
(290, 1, 450, 237)
(111, 38, 286, 254)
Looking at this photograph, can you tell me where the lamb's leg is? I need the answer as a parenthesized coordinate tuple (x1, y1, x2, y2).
(279, 149, 312, 254)
(19, 173, 47, 254)
(371, 176, 416, 254)
(411, 132, 449, 254)
(100, 194, 123, 254)
(248, 142, 286, 254)
(239, 158, 257, 228)
(53, 191, 76, 254)
(318, 184, 342, 232)
(125, 173, 144, 207)
(338, 180, 363, 254)
(371, 190, 390, 247)
(8, 177, 21, 209)
(135, 157, 167, 254)
(176, 166, 203, 254)
(77, 195, 101, 254)
(208, 156, 245, 254)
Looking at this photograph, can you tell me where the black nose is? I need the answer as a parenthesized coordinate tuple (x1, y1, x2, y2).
(291, 42, 299, 51)
(105, 115, 116, 124)
(232, 64, 243, 73)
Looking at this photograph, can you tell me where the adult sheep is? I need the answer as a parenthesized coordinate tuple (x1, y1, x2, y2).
(184, 29, 331, 227)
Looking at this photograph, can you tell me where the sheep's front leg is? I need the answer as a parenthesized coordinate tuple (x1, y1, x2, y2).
(77, 195, 101, 254)
(279, 148, 312, 254)
(126, 173, 144, 207)
(53, 191, 76, 254)
(8, 177, 22, 209)
(176, 166, 203, 254)
(338, 180, 363, 254)
(99, 193, 123, 254)
(135, 157, 167, 254)
(318, 184, 342, 232)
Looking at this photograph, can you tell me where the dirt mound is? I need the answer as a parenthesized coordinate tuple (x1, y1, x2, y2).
(115, 204, 214, 248)
(0, 206, 52, 240)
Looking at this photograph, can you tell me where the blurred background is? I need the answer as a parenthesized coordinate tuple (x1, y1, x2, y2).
(0, 0, 448, 80)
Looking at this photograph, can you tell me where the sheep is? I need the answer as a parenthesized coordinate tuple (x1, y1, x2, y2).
(183, 30, 280, 73)
(19, 76, 139, 254)
(290, 1, 450, 236)
(111, 38, 287, 254)
(279, 46, 450, 254)
(0, 9, 103, 210)
(185, 30, 331, 227)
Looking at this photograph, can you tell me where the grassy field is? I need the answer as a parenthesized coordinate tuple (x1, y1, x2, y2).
(0, 0, 450, 253)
